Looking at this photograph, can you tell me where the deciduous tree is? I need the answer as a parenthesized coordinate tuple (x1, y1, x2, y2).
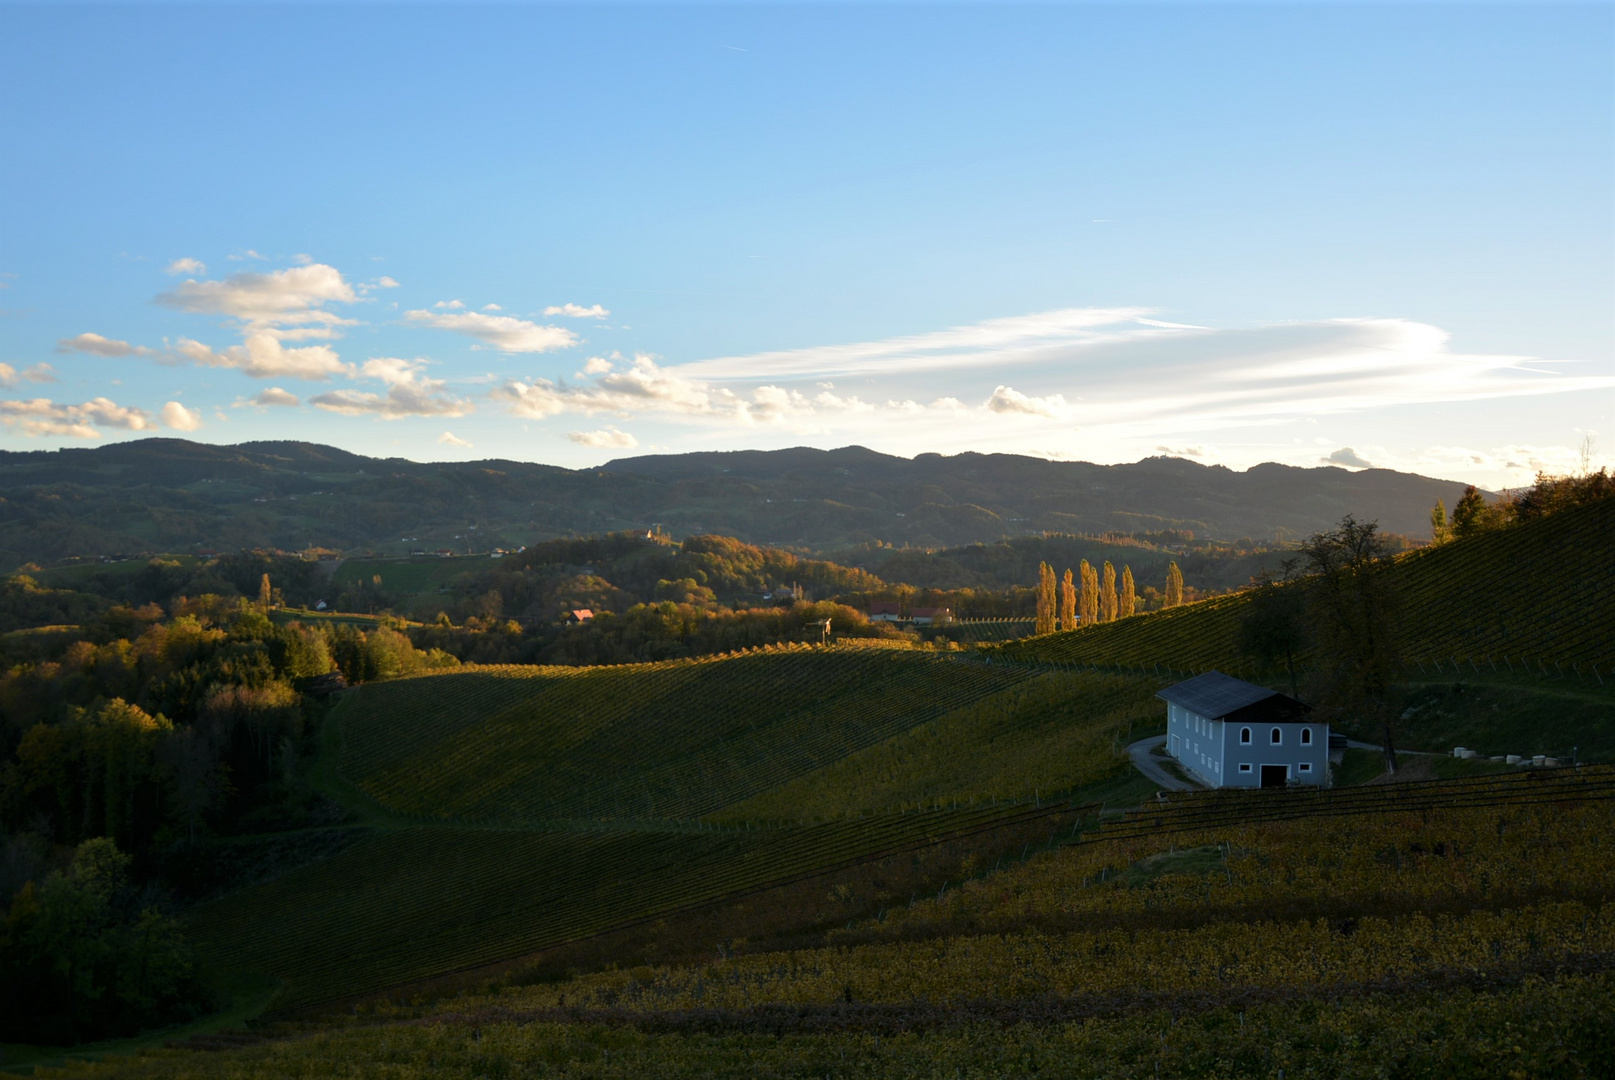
(1119, 565, 1136, 618)
(1078, 560, 1099, 626)
(1058, 569, 1076, 632)
(1164, 562, 1184, 608)
(1237, 560, 1306, 698)
(1301, 515, 1402, 773)
(1034, 562, 1056, 635)
(1100, 562, 1118, 623)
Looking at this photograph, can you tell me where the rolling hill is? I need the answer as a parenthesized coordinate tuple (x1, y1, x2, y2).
(0, 438, 1474, 569)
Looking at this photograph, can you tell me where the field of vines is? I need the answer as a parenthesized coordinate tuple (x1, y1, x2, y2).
(95, 768, 1615, 1079)
(185, 803, 1071, 1013)
(989, 496, 1615, 673)
(65, 975, 1615, 1079)
(711, 668, 1165, 825)
(339, 644, 1037, 823)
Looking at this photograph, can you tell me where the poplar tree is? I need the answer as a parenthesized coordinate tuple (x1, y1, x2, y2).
(1079, 560, 1099, 626)
(1164, 562, 1184, 608)
(1059, 568, 1076, 631)
(258, 573, 273, 611)
(1035, 561, 1056, 634)
(1100, 561, 1118, 623)
(1120, 565, 1136, 618)
(1429, 499, 1451, 544)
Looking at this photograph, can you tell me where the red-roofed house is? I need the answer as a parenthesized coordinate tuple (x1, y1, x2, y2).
(868, 602, 903, 622)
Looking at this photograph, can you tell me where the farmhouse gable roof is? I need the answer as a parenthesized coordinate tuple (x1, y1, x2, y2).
(1156, 670, 1311, 723)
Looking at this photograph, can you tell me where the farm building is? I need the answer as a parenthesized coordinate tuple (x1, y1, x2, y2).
(1157, 671, 1328, 789)
(868, 602, 903, 622)
(909, 606, 954, 625)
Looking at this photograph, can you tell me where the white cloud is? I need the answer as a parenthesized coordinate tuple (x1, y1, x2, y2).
(308, 357, 474, 419)
(56, 332, 152, 357)
(405, 308, 579, 353)
(156, 262, 359, 340)
(1325, 447, 1373, 469)
(357, 276, 400, 295)
(986, 384, 1068, 419)
(161, 401, 204, 431)
(566, 427, 638, 448)
(0, 396, 157, 438)
(239, 387, 300, 408)
(482, 303, 502, 312)
(493, 354, 733, 419)
(434, 299, 465, 310)
(438, 431, 474, 448)
(545, 303, 610, 319)
(0, 362, 57, 387)
(682, 307, 1159, 380)
(581, 356, 614, 375)
(171, 334, 350, 380)
(165, 257, 207, 276)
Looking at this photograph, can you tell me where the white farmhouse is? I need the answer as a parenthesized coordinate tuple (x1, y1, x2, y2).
(1157, 671, 1328, 789)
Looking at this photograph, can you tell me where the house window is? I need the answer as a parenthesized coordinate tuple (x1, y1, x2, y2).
(1299, 762, 1312, 773)
(1271, 727, 1283, 745)
(1301, 728, 1313, 746)
(1239, 763, 1252, 773)
(1240, 727, 1251, 744)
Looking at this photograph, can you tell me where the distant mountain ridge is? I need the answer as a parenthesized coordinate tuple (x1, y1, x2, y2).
(0, 438, 1473, 570)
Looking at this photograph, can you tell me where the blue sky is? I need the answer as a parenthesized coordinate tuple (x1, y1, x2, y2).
(1, 2, 1610, 487)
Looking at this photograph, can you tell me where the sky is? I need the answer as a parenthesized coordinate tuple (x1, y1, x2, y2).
(1, 2, 1611, 489)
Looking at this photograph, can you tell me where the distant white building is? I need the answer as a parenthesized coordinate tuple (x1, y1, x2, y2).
(1157, 671, 1328, 789)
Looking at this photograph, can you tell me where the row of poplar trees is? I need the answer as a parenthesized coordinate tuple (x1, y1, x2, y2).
(1033, 559, 1183, 635)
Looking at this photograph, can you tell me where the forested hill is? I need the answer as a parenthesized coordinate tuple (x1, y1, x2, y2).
(0, 438, 1471, 569)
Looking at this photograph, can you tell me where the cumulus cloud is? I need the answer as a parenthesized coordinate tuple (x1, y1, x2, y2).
(307, 357, 474, 419)
(238, 387, 300, 408)
(0, 362, 57, 387)
(493, 354, 734, 419)
(57, 332, 152, 357)
(545, 303, 610, 319)
(165, 257, 206, 276)
(161, 401, 204, 431)
(357, 276, 400, 295)
(1325, 447, 1373, 469)
(566, 427, 638, 448)
(156, 262, 359, 340)
(438, 431, 473, 448)
(482, 303, 502, 312)
(581, 356, 614, 375)
(171, 334, 350, 380)
(405, 308, 579, 353)
(0, 396, 156, 438)
(434, 299, 465, 310)
(986, 384, 1069, 418)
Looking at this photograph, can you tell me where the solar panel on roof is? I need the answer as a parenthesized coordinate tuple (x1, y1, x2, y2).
(1155, 671, 1279, 720)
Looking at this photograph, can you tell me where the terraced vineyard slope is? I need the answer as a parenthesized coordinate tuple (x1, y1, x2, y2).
(339, 643, 1037, 823)
(988, 496, 1615, 673)
(187, 805, 1066, 1013)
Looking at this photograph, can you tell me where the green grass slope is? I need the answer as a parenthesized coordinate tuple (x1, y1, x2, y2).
(339, 644, 1036, 824)
(988, 497, 1615, 673)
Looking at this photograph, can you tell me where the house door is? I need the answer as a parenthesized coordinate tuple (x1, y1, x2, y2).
(1260, 765, 1288, 789)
